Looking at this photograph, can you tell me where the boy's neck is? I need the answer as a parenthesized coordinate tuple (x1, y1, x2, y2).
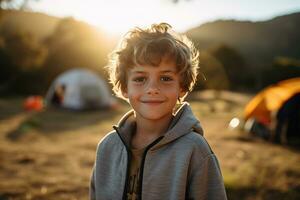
(132, 112, 173, 149)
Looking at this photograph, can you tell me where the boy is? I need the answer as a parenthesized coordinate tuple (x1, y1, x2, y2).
(90, 23, 227, 200)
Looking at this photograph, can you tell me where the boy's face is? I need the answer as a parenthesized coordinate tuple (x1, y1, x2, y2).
(122, 57, 186, 122)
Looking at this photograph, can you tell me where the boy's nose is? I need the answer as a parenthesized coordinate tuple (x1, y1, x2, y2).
(146, 80, 160, 95)
(147, 87, 159, 95)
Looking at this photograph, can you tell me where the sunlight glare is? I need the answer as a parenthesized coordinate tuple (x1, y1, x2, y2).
(30, 0, 300, 36)
(229, 117, 240, 129)
(72, 0, 176, 35)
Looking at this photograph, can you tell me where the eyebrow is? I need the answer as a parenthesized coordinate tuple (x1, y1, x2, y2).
(160, 70, 176, 73)
(131, 70, 176, 74)
(131, 71, 146, 74)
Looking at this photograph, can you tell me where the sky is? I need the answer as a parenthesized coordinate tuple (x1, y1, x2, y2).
(29, 0, 300, 35)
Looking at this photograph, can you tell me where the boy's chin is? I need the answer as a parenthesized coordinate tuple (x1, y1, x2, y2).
(135, 111, 173, 121)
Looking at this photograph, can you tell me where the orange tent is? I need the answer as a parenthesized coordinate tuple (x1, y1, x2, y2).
(244, 78, 300, 126)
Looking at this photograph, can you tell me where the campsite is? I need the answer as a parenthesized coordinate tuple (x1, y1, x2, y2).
(1, 90, 300, 200)
(45, 68, 115, 110)
(1, 1, 300, 199)
(244, 78, 300, 144)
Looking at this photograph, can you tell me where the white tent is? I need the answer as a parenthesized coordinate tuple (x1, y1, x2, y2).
(46, 68, 115, 110)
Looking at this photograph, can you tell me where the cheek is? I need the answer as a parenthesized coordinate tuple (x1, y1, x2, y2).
(163, 86, 182, 97)
(126, 85, 142, 98)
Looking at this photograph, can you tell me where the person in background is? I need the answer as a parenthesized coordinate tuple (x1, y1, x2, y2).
(52, 84, 65, 106)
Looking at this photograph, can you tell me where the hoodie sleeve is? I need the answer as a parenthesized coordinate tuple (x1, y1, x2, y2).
(89, 165, 96, 200)
(187, 153, 227, 200)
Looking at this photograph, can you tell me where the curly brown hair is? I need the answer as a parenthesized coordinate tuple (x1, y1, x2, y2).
(106, 22, 199, 100)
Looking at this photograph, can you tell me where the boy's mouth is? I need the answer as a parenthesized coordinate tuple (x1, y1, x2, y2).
(141, 100, 164, 104)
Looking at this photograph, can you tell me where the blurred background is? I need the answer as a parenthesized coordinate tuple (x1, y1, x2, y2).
(0, 0, 300, 199)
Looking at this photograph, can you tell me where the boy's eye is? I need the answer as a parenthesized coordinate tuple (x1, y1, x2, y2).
(160, 76, 173, 82)
(132, 77, 146, 83)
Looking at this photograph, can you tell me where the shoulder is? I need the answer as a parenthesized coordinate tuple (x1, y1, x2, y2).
(180, 132, 214, 159)
(180, 132, 222, 174)
(96, 130, 120, 152)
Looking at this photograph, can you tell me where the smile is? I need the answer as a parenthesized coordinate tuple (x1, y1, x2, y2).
(141, 100, 164, 104)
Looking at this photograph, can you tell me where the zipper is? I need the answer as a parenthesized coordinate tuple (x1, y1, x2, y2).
(113, 125, 131, 200)
(137, 136, 164, 200)
(114, 125, 164, 200)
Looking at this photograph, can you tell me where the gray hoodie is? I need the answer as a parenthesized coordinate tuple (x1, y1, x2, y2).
(90, 102, 227, 200)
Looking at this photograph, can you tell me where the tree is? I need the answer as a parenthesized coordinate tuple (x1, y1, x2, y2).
(261, 57, 300, 87)
(208, 44, 249, 90)
(195, 51, 230, 91)
(42, 17, 110, 87)
(5, 31, 47, 70)
(0, 0, 37, 10)
(0, 31, 47, 94)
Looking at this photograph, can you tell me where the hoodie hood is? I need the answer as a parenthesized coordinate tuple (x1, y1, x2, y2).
(114, 102, 203, 150)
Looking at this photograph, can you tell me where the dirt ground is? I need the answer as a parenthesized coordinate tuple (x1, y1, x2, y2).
(0, 91, 299, 200)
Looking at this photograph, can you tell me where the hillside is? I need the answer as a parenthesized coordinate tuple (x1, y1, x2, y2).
(186, 12, 300, 68)
(0, 10, 117, 45)
(0, 10, 60, 41)
(0, 10, 299, 94)
(0, 10, 116, 95)
(2, 10, 299, 69)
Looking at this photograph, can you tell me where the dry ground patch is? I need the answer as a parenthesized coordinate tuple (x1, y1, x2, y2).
(0, 91, 299, 200)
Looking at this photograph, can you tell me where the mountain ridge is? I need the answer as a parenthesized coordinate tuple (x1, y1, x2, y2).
(186, 12, 300, 68)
